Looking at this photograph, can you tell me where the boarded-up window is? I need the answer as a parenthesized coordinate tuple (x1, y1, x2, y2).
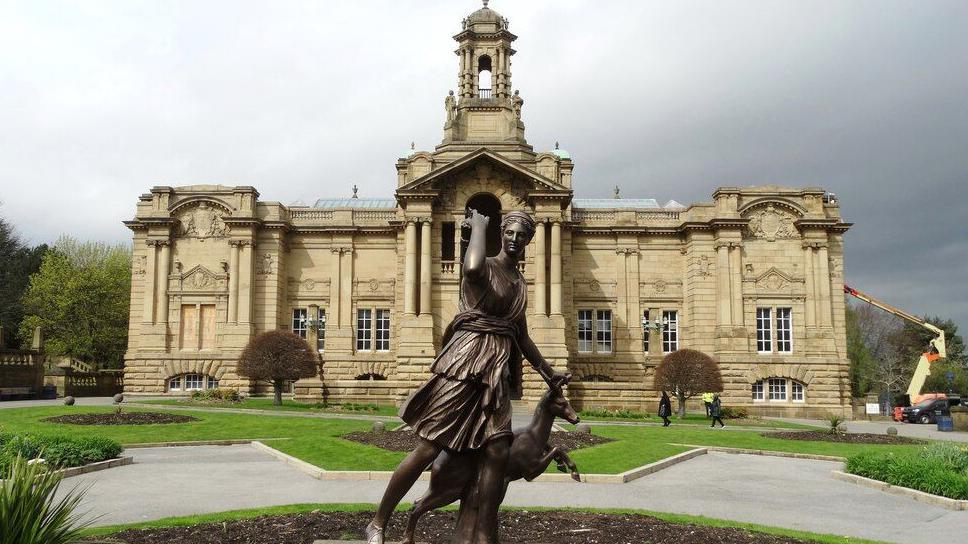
(200, 305, 216, 349)
(180, 305, 198, 349)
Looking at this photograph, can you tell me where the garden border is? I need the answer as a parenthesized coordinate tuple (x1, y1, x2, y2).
(249, 440, 708, 484)
(831, 470, 968, 511)
(59, 456, 133, 478)
(671, 444, 846, 462)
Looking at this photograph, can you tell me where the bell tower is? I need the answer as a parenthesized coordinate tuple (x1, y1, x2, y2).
(440, 1, 529, 154)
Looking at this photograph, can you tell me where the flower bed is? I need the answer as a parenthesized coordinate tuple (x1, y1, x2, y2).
(845, 442, 968, 500)
(0, 431, 123, 477)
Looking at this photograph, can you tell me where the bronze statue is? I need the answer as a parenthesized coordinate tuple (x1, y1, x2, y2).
(365, 209, 569, 544)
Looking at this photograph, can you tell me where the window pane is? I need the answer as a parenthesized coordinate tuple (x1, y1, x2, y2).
(169, 377, 181, 391)
(316, 308, 326, 351)
(756, 307, 772, 353)
(662, 310, 678, 352)
(776, 307, 792, 353)
(376, 309, 391, 351)
(751, 380, 764, 401)
(185, 374, 203, 390)
(596, 310, 612, 353)
(792, 381, 804, 402)
(768, 378, 787, 401)
(207, 377, 219, 389)
(292, 308, 308, 339)
(577, 310, 592, 352)
(356, 309, 372, 351)
(642, 310, 650, 353)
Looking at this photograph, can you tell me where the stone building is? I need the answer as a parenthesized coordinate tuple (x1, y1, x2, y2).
(123, 3, 852, 417)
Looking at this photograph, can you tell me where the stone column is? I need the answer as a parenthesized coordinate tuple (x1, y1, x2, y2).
(228, 242, 240, 323)
(330, 247, 343, 325)
(627, 248, 641, 333)
(716, 242, 732, 327)
(615, 248, 629, 327)
(817, 243, 832, 327)
(729, 242, 744, 326)
(340, 247, 354, 327)
(156, 241, 171, 324)
(533, 221, 547, 316)
(143, 241, 158, 324)
(404, 220, 417, 315)
(802, 242, 816, 328)
(238, 241, 254, 323)
(550, 221, 562, 315)
(420, 219, 432, 316)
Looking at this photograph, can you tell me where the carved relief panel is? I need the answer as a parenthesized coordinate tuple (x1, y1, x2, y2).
(743, 203, 799, 242)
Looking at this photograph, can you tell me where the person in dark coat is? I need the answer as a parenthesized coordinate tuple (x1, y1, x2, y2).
(658, 391, 673, 427)
(710, 394, 725, 428)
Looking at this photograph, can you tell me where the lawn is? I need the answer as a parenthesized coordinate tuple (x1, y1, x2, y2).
(0, 406, 928, 475)
(130, 397, 400, 417)
(578, 411, 821, 430)
(79, 503, 888, 544)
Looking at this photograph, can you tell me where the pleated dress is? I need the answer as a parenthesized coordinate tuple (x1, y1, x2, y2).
(399, 257, 526, 452)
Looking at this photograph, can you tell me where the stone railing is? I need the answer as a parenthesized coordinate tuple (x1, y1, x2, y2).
(636, 210, 680, 222)
(572, 210, 616, 223)
(0, 350, 39, 367)
(289, 209, 335, 223)
(441, 260, 456, 274)
(354, 210, 397, 223)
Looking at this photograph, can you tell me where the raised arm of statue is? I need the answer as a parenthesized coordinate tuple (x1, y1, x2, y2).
(461, 209, 489, 281)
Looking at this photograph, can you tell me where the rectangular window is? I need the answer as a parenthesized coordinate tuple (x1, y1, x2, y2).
(441, 222, 456, 261)
(662, 310, 679, 353)
(756, 307, 772, 353)
(292, 308, 308, 339)
(168, 377, 182, 391)
(316, 308, 326, 351)
(207, 377, 219, 389)
(642, 310, 650, 353)
(768, 378, 787, 401)
(792, 381, 804, 402)
(751, 380, 764, 401)
(595, 310, 612, 353)
(776, 307, 793, 353)
(200, 304, 216, 349)
(375, 309, 391, 351)
(180, 305, 199, 349)
(577, 310, 593, 353)
(185, 374, 203, 390)
(356, 308, 372, 351)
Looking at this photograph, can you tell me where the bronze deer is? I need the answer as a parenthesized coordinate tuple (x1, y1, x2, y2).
(402, 385, 582, 544)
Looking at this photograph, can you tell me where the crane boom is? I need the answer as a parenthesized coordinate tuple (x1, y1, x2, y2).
(843, 284, 946, 402)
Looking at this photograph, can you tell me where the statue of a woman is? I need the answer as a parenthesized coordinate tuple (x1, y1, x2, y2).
(365, 209, 567, 544)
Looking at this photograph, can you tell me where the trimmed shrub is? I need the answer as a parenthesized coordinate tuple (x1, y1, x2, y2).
(190, 388, 241, 402)
(845, 442, 968, 500)
(720, 406, 749, 419)
(579, 408, 649, 420)
(0, 432, 122, 476)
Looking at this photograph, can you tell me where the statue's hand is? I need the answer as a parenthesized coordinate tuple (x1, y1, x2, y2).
(462, 209, 489, 230)
(549, 371, 571, 388)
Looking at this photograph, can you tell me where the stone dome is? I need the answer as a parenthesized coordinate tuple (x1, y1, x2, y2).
(466, 3, 505, 26)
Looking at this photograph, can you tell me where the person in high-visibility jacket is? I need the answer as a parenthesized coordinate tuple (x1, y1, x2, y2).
(702, 392, 715, 418)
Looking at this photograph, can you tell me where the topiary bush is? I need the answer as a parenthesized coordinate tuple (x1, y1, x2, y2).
(845, 442, 968, 500)
(190, 388, 241, 402)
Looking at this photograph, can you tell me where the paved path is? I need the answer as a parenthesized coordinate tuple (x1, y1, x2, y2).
(60, 444, 966, 543)
(774, 417, 968, 443)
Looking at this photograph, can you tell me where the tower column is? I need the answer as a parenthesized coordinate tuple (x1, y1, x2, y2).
(404, 220, 417, 315)
(143, 241, 158, 324)
(419, 219, 432, 316)
(228, 242, 240, 323)
(729, 242, 744, 326)
(533, 221, 547, 316)
(716, 242, 732, 327)
(156, 241, 171, 324)
(550, 221, 562, 315)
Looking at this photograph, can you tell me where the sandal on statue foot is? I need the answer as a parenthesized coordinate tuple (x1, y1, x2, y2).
(365, 522, 385, 544)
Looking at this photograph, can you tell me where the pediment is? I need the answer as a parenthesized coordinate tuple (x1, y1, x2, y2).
(397, 148, 569, 196)
(175, 264, 228, 292)
(750, 267, 803, 293)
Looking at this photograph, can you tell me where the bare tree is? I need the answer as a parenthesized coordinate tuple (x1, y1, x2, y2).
(654, 349, 723, 417)
(237, 330, 318, 405)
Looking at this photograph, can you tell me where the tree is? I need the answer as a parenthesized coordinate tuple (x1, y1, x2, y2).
(0, 215, 46, 349)
(654, 349, 723, 417)
(846, 304, 875, 397)
(891, 316, 967, 396)
(18, 237, 131, 367)
(237, 330, 318, 405)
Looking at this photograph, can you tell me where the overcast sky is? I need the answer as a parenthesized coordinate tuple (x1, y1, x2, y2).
(1, 0, 966, 331)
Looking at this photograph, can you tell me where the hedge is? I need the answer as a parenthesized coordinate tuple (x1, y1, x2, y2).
(845, 442, 968, 500)
(0, 431, 123, 477)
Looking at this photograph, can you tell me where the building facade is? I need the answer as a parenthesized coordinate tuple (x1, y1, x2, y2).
(123, 4, 852, 417)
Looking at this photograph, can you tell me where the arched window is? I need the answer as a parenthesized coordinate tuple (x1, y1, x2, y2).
(355, 373, 387, 381)
(478, 55, 493, 97)
(168, 373, 219, 392)
(582, 374, 614, 383)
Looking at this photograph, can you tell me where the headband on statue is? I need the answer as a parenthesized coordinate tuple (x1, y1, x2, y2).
(500, 211, 536, 242)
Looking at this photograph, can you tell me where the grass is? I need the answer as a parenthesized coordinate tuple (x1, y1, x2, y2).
(845, 442, 968, 500)
(578, 411, 821, 430)
(1, 406, 929, 475)
(129, 397, 400, 417)
(78, 503, 888, 544)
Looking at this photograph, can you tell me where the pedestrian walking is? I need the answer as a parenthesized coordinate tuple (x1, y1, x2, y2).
(702, 391, 714, 418)
(710, 394, 725, 428)
(658, 391, 673, 427)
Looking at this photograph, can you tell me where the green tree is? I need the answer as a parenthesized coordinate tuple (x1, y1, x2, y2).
(0, 215, 46, 348)
(846, 304, 875, 396)
(19, 236, 132, 367)
(891, 316, 968, 396)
